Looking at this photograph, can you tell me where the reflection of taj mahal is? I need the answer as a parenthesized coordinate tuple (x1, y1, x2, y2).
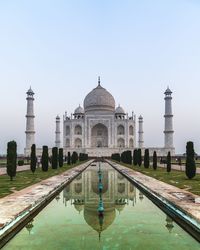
(63, 164, 137, 234)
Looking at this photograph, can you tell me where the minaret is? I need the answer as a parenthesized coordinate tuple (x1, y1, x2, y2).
(138, 115, 144, 148)
(25, 87, 35, 149)
(55, 115, 61, 148)
(164, 87, 174, 148)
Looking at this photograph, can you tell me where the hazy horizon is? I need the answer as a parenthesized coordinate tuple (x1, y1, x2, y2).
(0, 0, 200, 155)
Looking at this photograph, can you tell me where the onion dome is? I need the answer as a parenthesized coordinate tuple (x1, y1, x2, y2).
(84, 77, 115, 113)
(56, 115, 60, 120)
(115, 105, 125, 115)
(164, 86, 172, 95)
(74, 105, 84, 114)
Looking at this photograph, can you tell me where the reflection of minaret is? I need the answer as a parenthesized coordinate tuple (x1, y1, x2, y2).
(25, 87, 35, 150)
(165, 215, 174, 233)
(25, 219, 34, 235)
(55, 115, 61, 148)
(164, 87, 174, 148)
(138, 115, 144, 148)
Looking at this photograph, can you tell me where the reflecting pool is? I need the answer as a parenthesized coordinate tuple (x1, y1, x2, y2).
(3, 163, 199, 249)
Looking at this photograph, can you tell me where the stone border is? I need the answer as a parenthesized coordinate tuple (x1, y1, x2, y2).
(107, 160, 200, 242)
(0, 160, 93, 248)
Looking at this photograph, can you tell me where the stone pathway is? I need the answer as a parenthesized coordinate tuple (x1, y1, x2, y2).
(0, 165, 30, 176)
(158, 163, 200, 173)
(0, 160, 93, 246)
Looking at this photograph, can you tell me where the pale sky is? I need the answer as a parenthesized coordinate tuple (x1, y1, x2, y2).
(0, 0, 200, 154)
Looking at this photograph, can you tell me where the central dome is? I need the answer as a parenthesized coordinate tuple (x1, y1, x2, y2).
(84, 79, 115, 112)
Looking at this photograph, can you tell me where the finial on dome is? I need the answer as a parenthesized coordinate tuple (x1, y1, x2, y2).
(98, 76, 101, 86)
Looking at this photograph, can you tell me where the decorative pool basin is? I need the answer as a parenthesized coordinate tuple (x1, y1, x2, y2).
(2, 162, 199, 249)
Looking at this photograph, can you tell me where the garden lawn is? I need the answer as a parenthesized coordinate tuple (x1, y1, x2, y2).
(115, 162, 200, 196)
(0, 162, 86, 198)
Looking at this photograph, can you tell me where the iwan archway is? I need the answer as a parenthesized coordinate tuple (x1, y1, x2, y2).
(91, 123, 108, 148)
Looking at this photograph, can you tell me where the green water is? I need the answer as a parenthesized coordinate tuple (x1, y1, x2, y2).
(3, 163, 199, 250)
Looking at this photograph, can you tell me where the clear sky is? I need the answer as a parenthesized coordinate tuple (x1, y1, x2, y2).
(0, 0, 200, 154)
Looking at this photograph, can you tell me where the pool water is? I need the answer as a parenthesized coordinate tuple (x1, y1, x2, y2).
(2, 162, 199, 250)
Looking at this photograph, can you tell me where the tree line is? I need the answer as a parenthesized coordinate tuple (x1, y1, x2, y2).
(6, 141, 88, 180)
(111, 141, 196, 179)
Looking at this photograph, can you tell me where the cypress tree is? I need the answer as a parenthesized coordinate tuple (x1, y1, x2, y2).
(67, 152, 71, 165)
(52, 147, 58, 169)
(59, 148, 64, 167)
(7, 141, 17, 181)
(185, 141, 196, 179)
(30, 144, 37, 173)
(126, 150, 132, 164)
(167, 151, 171, 173)
(144, 149, 150, 168)
(153, 151, 157, 170)
(41, 146, 49, 172)
(71, 151, 78, 164)
(138, 149, 142, 166)
(133, 149, 138, 166)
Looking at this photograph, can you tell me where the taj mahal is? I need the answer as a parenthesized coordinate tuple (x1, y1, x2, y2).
(25, 77, 175, 157)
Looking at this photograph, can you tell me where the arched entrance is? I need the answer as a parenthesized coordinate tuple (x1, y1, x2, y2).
(91, 123, 108, 148)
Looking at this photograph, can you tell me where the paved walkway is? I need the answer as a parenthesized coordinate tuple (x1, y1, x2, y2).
(0, 165, 30, 176)
(158, 163, 200, 174)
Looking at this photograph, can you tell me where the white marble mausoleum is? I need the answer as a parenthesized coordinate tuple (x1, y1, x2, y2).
(25, 77, 175, 157)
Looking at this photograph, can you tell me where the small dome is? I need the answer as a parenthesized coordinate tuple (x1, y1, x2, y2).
(164, 87, 172, 95)
(84, 78, 115, 113)
(138, 115, 143, 119)
(27, 86, 34, 95)
(115, 105, 125, 114)
(74, 105, 84, 114)
(56, 115, 60, 120)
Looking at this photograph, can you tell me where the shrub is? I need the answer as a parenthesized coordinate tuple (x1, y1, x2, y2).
(59, 148, 64, 167)
(153, 151, 157, 170)
(30, 144, 37, 173)
(144, 149, 149, 168)
(18, 160, 24, 166)
(121, 151, 132, 164)
(111, 153, 121, 162)
(79, 153, 88, 161)
(52, 147, 58, 169)
(41, 146, 49, 172)
(185, 141, 196, 179)
(7, 141, 17, 181)
(71, 151, 78, 164)
(166, 151, 171, 173)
